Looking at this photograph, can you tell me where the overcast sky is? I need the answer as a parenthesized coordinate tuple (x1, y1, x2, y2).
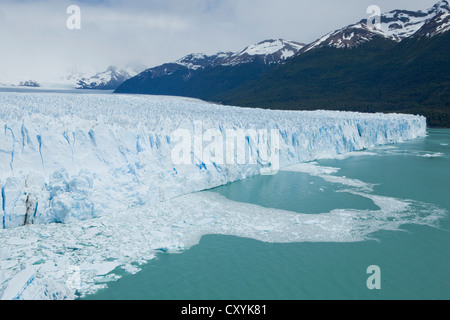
(0, 0, 440, 83)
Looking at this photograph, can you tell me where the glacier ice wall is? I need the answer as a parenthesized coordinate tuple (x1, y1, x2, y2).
(0, 92, 426, 229)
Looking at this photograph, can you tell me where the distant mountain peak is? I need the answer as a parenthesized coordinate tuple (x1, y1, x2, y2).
(416, 1, 450, 37)
(430, 0, 449, 13)
(18, 80, 40, 87)
(76, 66, 137, 90)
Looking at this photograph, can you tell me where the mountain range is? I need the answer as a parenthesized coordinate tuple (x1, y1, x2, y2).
(115, 1, 450, 127)
(115, 39, 305, 99)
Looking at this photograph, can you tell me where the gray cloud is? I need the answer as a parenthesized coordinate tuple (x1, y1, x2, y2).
(0, 0, 440, 83)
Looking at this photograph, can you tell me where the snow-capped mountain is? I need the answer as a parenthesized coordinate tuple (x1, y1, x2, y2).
(76, 66, 138, 90)
(18, 80, 40, 87)
(137, 39, 304, 79)
(414, 2, 450, 37)
(58, 69, 91, 88)
(302, 0, 450, 52)
(115, 39, 305, 95)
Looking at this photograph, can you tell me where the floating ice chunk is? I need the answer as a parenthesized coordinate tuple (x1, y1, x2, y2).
(419, 152, 444, 158)
(282, 162, 341, 175)
(321, 175, 375, 192)
(282, 162, 375, 191)
(122, 264, 141, 275)
(1, 265, 39, 300)
(79, 262, 119, 277)
(333, 151, 377, 159)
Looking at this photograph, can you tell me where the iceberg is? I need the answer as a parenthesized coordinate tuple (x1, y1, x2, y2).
(0, 92, 426, 229)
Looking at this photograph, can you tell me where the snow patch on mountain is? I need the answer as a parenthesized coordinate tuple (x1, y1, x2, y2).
(174, 52, 234, 71)
(222, 39, 305, 66)
(237, 39, 303, 56)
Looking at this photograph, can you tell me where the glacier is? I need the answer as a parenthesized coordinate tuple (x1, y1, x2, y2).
(0, 92, 426, 229)
(0, 91, 435, 299)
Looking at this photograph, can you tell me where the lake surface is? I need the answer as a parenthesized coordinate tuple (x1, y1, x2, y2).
(84, 128, 450, 300)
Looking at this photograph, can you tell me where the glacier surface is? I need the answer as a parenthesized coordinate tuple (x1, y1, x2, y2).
(0, 91, 433, 299)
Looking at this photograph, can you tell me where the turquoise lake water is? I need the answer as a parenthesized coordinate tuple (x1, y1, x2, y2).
(85, 128, 450, 300)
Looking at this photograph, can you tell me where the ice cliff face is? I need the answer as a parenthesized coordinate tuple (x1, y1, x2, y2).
(0, 92, 426, 229)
